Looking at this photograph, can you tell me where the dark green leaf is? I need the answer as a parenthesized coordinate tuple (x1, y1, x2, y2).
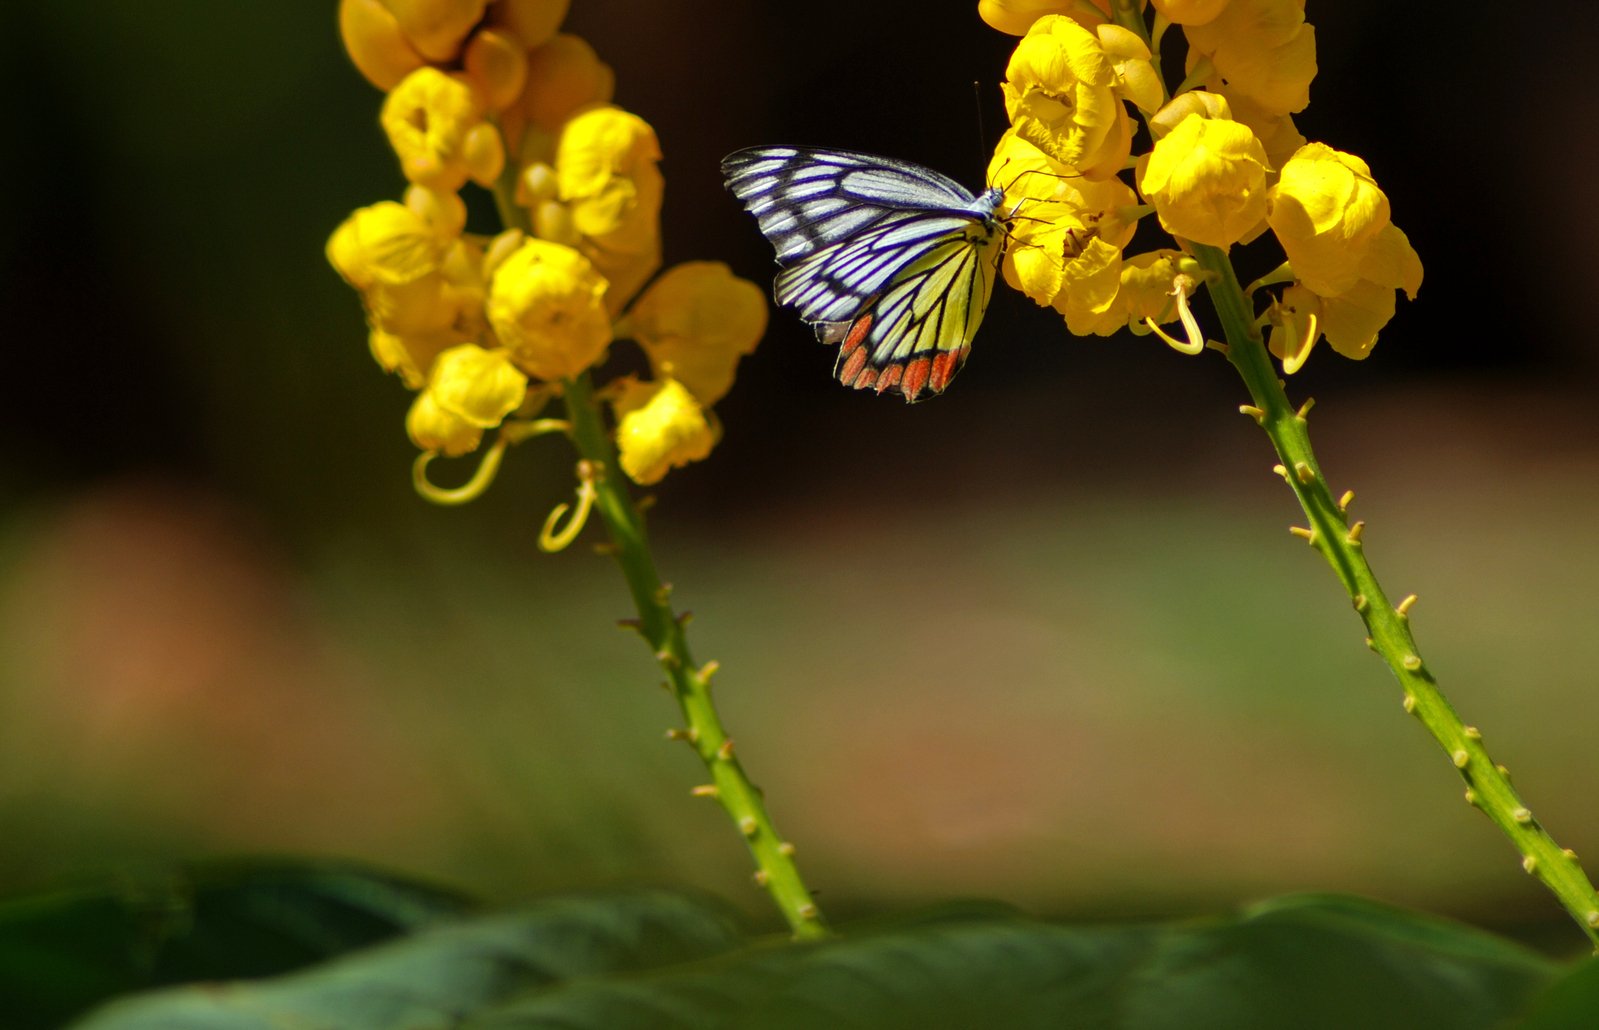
(1519, 957, 1599, 1029)
(0, 858, 466, 1028)
(72, 889, 742, 1030)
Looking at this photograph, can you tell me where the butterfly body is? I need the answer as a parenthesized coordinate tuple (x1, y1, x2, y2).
(722, 147, 1008, 402)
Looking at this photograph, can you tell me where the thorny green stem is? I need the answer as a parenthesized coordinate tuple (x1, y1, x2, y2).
(1191, 242, 1599, 949)
(561, 374, 829, 939)
(491, 163, 829, 940)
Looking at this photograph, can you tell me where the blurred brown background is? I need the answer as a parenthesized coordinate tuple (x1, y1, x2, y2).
(3, 2, 1597, 951)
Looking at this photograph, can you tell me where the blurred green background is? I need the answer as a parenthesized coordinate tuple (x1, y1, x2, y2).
(3, 1, 1597, 952)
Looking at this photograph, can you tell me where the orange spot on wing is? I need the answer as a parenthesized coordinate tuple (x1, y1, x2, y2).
(876, 364, 903, 394)
(841, 314, 874, 354)
(929, 347, 967, 393)
(901, 357, 932, 400)
(838, 345, 869, 386)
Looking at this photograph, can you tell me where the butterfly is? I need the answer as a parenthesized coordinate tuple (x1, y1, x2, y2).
(721, 146, 1011, 402)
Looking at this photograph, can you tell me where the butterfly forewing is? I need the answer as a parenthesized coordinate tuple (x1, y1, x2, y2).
(722, 145, 1008, 402)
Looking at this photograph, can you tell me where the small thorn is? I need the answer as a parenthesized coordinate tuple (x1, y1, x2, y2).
(591, 541, 618, 556)
(797, 903, 820, 920)
(1272, 463, 1290, 480)
(1293, 461, 1315, 484)
(1522, 855, 1538, 874)
(1497, 763, 1511, 778)
(1401, 693, 1416, 713)
(654, 583, 673, 605)
(1296, 397, 1316, 419)
(1353, 593, 1369, 612)
(1396, 594, 1417, 617)
(1512, 807, 1534, 824)
(1588, 911, 1599, 929)
(636, 494, 657, 512)
(778, 841, 797, 857)
(665, 728, 690, 742)
(753, 870, 770, 886)
(655, 649, 681, 669)
(1464, 788, 1478, 805)
(700, 660, 721, 681)
(739, 816, 758, 837)
(616, 618, 642, 632)
(1563, 848, 1580, 861)
(1452, 750, 1469, 769)
(1401, 654, 1422, 671)
(677, 610, 694, 627)
(1346, 521, 1365, 544)
(1462, 726, 1481, 740)
(1238, 404, 1265, 424)
(1289, 525, 1316, 543)
(1365, 636, 1377, 651)
(1337, 489, 1354, 511)
(691, 784, 719, 798)
(716, 739, 735, 760)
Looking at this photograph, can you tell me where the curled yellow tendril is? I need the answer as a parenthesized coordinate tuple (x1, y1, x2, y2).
(1146, 274, 1206, 355)
(539, 459, 601, 552)
(412, 418, 573, 506)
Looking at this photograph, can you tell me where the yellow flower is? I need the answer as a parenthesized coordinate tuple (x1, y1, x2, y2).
(462, 28, 528, 112)
(978, 0, 1101, 36)
(1221, 91, 1306, 175)
(618, 262, 766, 406)
(1053, 237, 1125, 336)
(380, 67, 504, 190)
(1001, 14, 1132, 178)
(1069, 248, 1192, 337)
(327, 200, 446, 290)
(406, 343, 528, 455)
(555, 105, 663, 309)
(1267, 142, 1390, 296)
(486, 239, 611, 380)
(611, 378, 719, 486)
(1183, 0, 1315, 117)
(338, 0, 427, 92)
(1267, 225, 1421, 370)
(1097, 24, 1163, 114)
(1137, 109, 1270, 247)
(988, 131, 1136, 307)
(523, 35, 616, 133)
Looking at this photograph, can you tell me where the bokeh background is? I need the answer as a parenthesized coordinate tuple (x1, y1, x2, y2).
(4, 1, 1598, 953)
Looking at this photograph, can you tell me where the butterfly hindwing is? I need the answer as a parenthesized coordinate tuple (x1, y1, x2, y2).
(723, 146, 1008, 402)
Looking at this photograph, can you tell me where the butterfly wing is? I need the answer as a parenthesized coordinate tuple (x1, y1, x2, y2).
(722, 147, 1006, 402)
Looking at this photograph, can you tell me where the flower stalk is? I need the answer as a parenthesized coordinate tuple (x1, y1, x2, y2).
(1192, 242, 1599, 949)
(559, 373, 829, 940)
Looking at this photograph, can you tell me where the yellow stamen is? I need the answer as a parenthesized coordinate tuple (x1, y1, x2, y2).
(1281, 311, 1319, 375)
(412, 435, 509, 506)
(538, 464, 600, 552)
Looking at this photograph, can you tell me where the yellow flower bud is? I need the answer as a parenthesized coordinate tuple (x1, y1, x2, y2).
(1138, 112, 1270, 247)
(408, 390, 483, 456)
(489, 0, 570, 50)
(403, 184, 467, 240)
(1001, 15, 1131, 178)
(520, 34, 615, 132)
(380, 67, 490, 191)
(1096, 24, 1163, 114)
(555, 105, 663, 308)
(1184, 0, 1315, 117)
(426, 343, 529, 426)
(327, 200, 446, 290)
(612, 378, 719, 486)
(377, 0, 486, 62)
(620, 262, 767, 406)
(1267, 142, 1391, 296)
(977, 0, 1092, 36)
(1150, 0, 1230, 25)
(338, 0, 428, 92)
(486, 239, 611, 380)
(463, 28, 528, 112)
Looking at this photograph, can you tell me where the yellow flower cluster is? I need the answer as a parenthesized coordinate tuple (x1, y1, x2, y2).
(980, 1, 1420, 369)
(329, 0, 766, 488)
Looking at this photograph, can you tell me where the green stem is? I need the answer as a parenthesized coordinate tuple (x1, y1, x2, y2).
(560, 374, 829, 939)
(486, 149, 828, 938)
(1190, 242, 1599, 949)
